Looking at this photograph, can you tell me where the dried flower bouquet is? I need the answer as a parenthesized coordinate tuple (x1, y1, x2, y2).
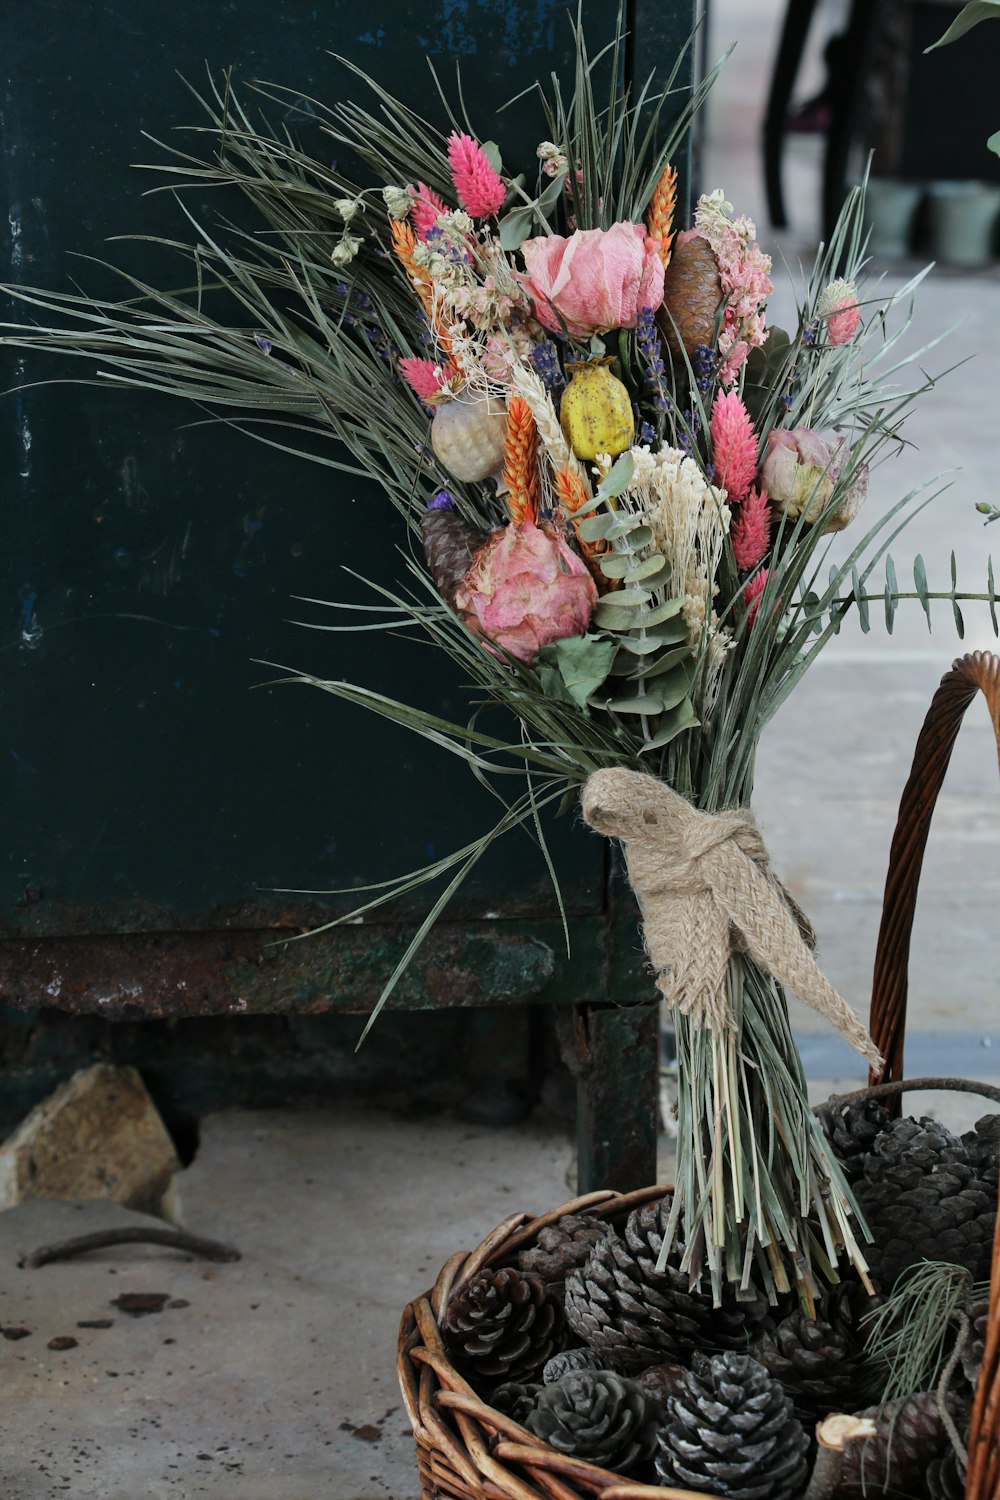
(2, 13, 998, 1316)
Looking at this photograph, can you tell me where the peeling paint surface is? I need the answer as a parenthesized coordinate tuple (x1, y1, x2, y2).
(0, 2, 675, 1022)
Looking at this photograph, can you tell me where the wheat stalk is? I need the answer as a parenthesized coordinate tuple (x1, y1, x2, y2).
(646, 162, 678, 268)
(502, 396, 541, 524)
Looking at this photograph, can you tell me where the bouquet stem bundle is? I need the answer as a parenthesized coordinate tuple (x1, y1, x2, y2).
(2, 10, 998, 1308)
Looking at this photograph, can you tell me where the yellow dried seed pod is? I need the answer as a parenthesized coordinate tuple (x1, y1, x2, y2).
(559, 357, 635, 461)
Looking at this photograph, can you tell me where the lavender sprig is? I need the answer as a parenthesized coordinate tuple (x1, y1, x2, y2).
(636, 305, 671, 414)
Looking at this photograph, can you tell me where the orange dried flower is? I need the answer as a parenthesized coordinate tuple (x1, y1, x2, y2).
(646, 163, 678, 268)
(502, 397, 540, 525)
(554, 465, 614, 588)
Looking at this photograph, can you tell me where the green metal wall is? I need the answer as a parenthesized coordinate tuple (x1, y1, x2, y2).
(0, 1, 696, 1140)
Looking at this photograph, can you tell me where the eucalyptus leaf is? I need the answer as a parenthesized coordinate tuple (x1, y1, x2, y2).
(498, 204, 538, 251)
(535, 633, 618, 710)
(638, 697, 700, 750)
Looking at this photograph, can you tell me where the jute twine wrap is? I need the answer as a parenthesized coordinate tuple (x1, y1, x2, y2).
(582, 767, 883, 1069)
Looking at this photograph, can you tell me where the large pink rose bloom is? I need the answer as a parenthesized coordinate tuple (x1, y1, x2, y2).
(517, 222, 665, 339)
(455, 521, 597, 664)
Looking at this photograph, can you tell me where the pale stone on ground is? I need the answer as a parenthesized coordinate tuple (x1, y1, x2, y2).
(0, 1064, 180, 1215)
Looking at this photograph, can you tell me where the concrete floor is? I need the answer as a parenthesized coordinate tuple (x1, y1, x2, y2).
(4, 0, 1000, 1495)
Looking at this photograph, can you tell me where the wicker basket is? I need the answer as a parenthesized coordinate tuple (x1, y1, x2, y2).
(396, 650, 1000, 1500)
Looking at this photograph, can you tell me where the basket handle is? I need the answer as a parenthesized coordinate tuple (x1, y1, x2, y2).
(865, 651, 1000, 1500)
(868, 651, 1000, 1085)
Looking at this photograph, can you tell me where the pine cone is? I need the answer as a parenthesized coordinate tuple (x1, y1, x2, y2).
(518, 1214, 609, 1290)
(814, 1093, 891, 1179)
(959, 1293, 990, 1393)
(963, 1113, 1000, 1191)
(525, 1368, 662, 1476)
(926, 1443, 968, 1500)
(854, 1117, 996, 1291)
(564, 1198, 769, 1373)
(542, 1347, 605, 1383)
(654, 1352, 809, 1500)
(636, 1360, 690, 1405)
(442, 1267, 562, 1385)
(753, 1308, 866, 1421)
(491, 1379, 542, 1425)
(421, 503, 483, 608)
(835, 1392, 953, 1498)
(656, 233, 723, 364)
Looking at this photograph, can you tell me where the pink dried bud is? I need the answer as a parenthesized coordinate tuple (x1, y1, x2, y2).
(710, 389, 758, 502)
(447, 133, 506, 219)
(817, 278, 862, 345)
(399, 356, 452, 404)
(743, 568, 769, 626)
(731, 486, 771, 571)
(760, 427, 838, 521)
(410, 182, 450, 241)
(454, 521, 597, 665)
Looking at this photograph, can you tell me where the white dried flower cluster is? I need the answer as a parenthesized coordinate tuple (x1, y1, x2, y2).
(334, 196, 363, 223)
(627, 444, 731, 657)
(381, 185, 412, 221)
(330, 234, 363, 268)
(536, 140, 569, 178)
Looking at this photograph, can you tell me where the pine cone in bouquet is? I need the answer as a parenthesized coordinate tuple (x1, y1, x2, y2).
(653, 1351, 809, 1500)
(752, 1305, 868, 1423)
(563, 1196, 770, 1373)
(441, 1266, 562, 1385)
(524, 1368, 662, 1477)
(518, 1213, 609, 1295)
(655, 232, 723, 364)
(814, 1093, 891, 1180)
(420, 499, 483, 608)
(853, 1117, 996, 1291)
(833, 1392, 960, 1499)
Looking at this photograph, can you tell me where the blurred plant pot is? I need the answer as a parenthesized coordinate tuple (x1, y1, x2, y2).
(925, 180, 1000, 267)
(864, 178, 922, 259)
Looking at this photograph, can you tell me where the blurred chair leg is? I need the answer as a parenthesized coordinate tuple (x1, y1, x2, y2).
(763, 0, 819, 228)
(822, 0, 878, 242)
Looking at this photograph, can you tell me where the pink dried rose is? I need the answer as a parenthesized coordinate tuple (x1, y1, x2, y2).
(516, 222, 665, 340)
(454, 521, 597, 665)
(817, 278, 862, 345)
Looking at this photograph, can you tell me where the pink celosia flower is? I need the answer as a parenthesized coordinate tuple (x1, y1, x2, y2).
(516, 223, 665, 340)
(817, 278, 862, 345)
(454, 521, 597, 664)
(710, 389, 758, 502)
(399, 356, 451, 404)
(731, 486, 771, 571)
(743, 567, 769, 626)
(447, 133, 506, 219)
(410, 181, 450, 241)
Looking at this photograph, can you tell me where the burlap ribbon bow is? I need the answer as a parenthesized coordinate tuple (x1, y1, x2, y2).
(582, 767, 882, 1069)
